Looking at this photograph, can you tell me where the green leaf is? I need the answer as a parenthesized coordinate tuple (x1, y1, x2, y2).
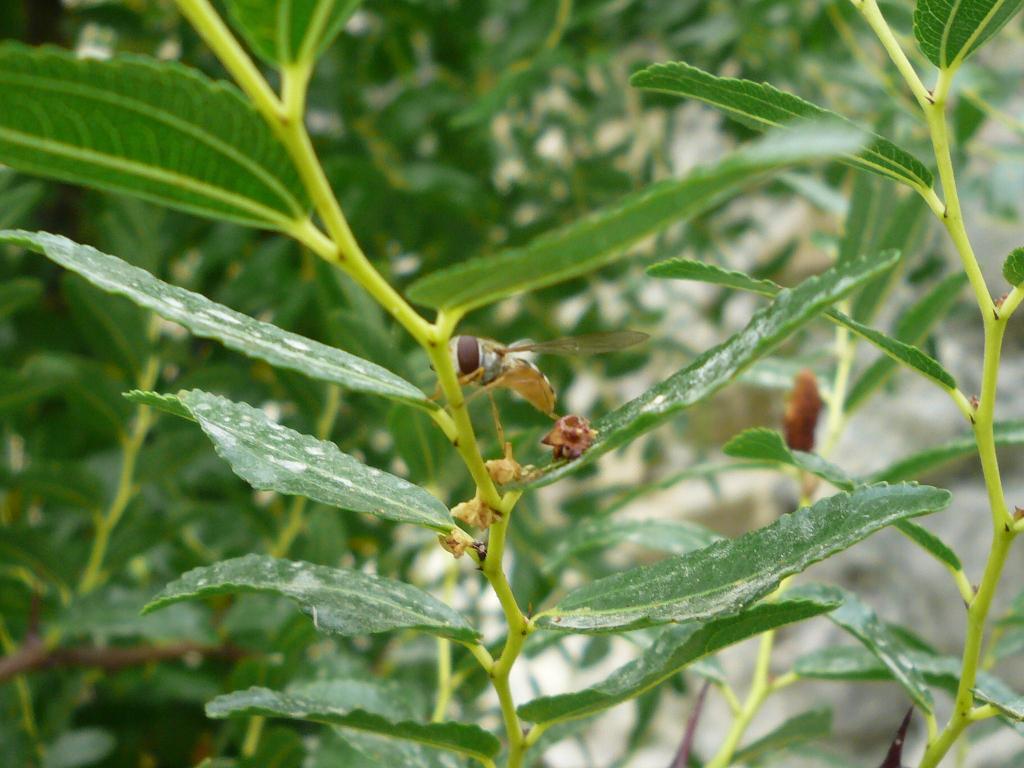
(406, 124, 866, 312)
(732, 708, 833, 765)
(795, 645, 889, 681)
(0, 44, 308, 229)
(0, 276, 41, 321)
(2, 231, 431, 408)
(914, 0, 1024, 68)
(646, 252, 956, 405)
(868, 421, 1024, 482)
(1003, 247, 1024, 286)
(833, 308, 957, 392)
(150, 390, 453, 531)
(645, 259, 778, 294)
(974, 681, 1024, 720)
(545, 519, 723, 574)
(795, 643, 1024, 723)
(846, 272, 967, 410)
(534, 483, 950, 632)
(839, 173, 884, 265)
(144, 554, 477, 642)
(523, 250, 899, 488)
(518, 591, 841, 725)
(42, 728, 115, 768)
(852, 193, 930, 324)
(630, 61, 933, 190)
(62, 272, 148, 377)
(225, 0, 361, 66)
(327, 733, 466, 768)
(894, 520, 962, 570)
(207, 684, 499, 763)
(723, 428, 855, 490)
(795, 585, 934, 711)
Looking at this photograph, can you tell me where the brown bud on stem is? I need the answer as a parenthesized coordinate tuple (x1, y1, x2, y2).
(438, 527, 475, 558)
(451, 495, 500, 529)
(783, 369, 823, 452)
(541, 415, 598, 460)
(486, 442, 522, 484)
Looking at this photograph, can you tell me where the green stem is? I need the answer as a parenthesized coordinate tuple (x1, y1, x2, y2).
(432, 563, 459, 722)
(705, 629, 776, 768)
(241, 715, 265, 757)
(843, 8, 1018, 763)
(822, 300, 855, 456)
(925, 71, 994, 320)
(176, 6, 532, 763)
(851, 0, 932, 108)
(425, 311, 503, 509)
(79, 353, 159, 594)
(0, 617, 40, 755)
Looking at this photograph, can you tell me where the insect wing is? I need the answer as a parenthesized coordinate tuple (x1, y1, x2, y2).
(505, 330, 649, 357)
(492, 359, 556, 415)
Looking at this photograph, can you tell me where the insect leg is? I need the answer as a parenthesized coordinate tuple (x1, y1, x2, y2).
(487, 389, 506, 446)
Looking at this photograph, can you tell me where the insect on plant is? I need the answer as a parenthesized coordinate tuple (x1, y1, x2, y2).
(449, 330, 650, 416)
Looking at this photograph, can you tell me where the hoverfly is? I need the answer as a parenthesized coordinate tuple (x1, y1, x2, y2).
(449, 330, 649, 417)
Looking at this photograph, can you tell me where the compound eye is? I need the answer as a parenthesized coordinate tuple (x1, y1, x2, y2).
(456, 335, 481, 375)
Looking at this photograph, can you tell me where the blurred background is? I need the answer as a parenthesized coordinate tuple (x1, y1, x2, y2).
(1, 1, 1023, 766)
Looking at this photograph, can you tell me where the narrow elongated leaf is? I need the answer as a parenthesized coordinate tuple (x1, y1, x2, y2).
(1004, 247, 1024, 286)
(974, 682, 1024, 720)
(43, 729, 115, 768)
(894, 520, 962, 570)
(853, 193, 930, 323)
(1, 231, 430, 408)
(225, 0, 361, 66)
(523, 251, 899, 488)
(914, 0, 1024, 68)
(535, 484, 950, 632)
(868, 421, 1024, 481)
(833, 308, 957, 392)
(145, 554, 476, 642)
(846, 272, 967, 410)
(646, 252, 956, 407)
(796, 585, 934, 711)
(795, 645, 890, 681)
(149, 390, 453, 530)
(797, 645, 1024, 728)
(545, 519, 722, 574)
(0, 44, 308, 229)
(732, 708, 833, 765)
(0, 277, 42, 321)
(207, 684, 499, 763)
(723, 427, 855, 489)
(630, 61, 933, 190)
(646, 259, 779, 293)
(406, 125, 865, 312)
(840, 173, 884, 265)
(518, 591, 841, 724)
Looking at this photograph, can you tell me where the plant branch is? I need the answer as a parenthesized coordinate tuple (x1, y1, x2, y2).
(0, 634, 248, 683)
(705, 628, 776, 768)
(79, 350, 160, 594)
(849, 0, 932, 108)
(433, 563, 459, 722)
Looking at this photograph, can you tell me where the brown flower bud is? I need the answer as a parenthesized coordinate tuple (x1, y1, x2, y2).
(451, 496, 499, 529)
(541, 414, 598, 460)
(783, 369, 822, 452)
(486, 442, 522, 484)
(438, 527, 475, 558)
